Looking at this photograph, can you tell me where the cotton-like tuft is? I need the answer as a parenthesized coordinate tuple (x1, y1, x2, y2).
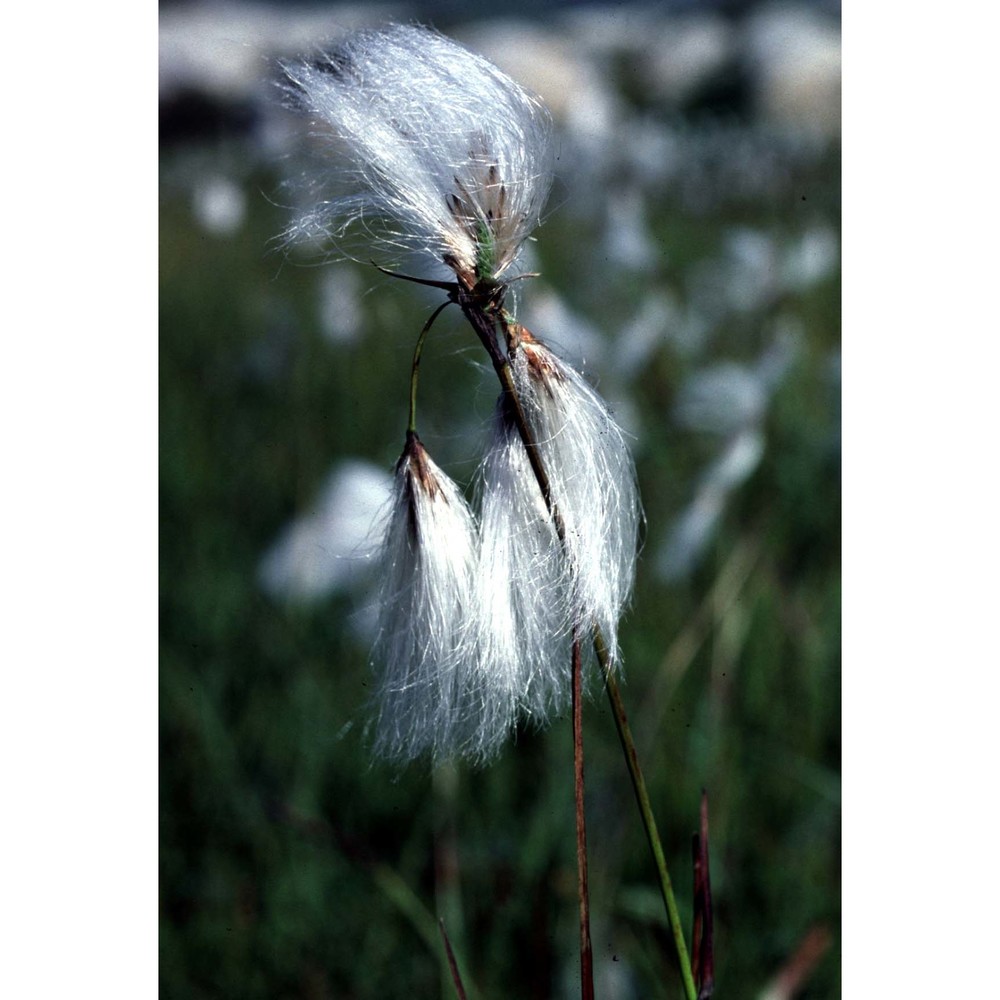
(281, 25, 554, 286)
(371, 433, 480, 763)
(508, 329, 641, 667)
(468, 329, 640, 748)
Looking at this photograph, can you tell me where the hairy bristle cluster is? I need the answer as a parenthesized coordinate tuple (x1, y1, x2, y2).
(372, 434, 479, 762)
(510, 335, 640, 667)
(281, 24, 553, 284)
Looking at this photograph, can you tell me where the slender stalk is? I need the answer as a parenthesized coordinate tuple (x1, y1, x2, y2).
(691, 790, 715, 999)
(408, 301, 453, 433)
(434, 763, 466, 1000)
(372, 863, 442, 956)
(456, 293, 563, 533)
(572, 629, 595, 1000)
(439, 919, 469, 1000)
(596, 630, 697, 1000)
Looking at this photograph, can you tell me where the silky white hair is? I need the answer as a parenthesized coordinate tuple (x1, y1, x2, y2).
(507, 334, 640, 668)
(464, 337, 639, 755)
(475, 402, 573, 738)
(281, 24, 554, 282)
(371, 434, 480, 763)
(369, 339, 640, 765)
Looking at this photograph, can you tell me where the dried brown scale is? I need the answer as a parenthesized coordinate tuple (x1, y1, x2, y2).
(399, 434, 447, 544)
(451, 170, 506, 234)
(439, 252, 472, 290)
(524, 341, 566, 382)
(505, 327, 567, 403)
(450, 177, 474, 216)
(402, 433, 445, 503)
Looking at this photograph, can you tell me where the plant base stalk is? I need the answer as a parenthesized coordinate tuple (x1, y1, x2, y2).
(572, 631, 595, 1000)
(595, 630, 698, 1000)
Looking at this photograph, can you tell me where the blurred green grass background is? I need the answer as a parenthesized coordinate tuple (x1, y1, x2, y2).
(160, 19, 840, 998)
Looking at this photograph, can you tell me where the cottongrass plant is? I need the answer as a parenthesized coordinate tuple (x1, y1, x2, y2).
(282, 23, 701, 1000)
(283, 23, 637, 753)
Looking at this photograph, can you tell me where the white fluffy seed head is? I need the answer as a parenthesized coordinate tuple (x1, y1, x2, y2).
(279, 26, 640, 763)
(371, 433, 480, 764)
(509, 330, 641, 667)
(281, 24, 554, 285)
(373, 341, 640, 763)
(469, 333, 640, 741)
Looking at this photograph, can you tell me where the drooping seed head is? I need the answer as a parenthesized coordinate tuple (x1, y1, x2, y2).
(372, 432, 481, 763)
(508, 332, 641, 668)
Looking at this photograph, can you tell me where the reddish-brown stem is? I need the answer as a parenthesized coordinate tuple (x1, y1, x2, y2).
(438, 919, 469, 1000)
(691, 790, 715, 999)
(572, 629, 595, 1000)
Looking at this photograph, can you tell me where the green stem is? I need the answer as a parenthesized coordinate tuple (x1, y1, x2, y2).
(408, 301, 452, 433)
(594, 630, 698, 1000)
(372, 863, 441, 957)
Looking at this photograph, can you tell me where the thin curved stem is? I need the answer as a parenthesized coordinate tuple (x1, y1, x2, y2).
(408, 300, 453, 433)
